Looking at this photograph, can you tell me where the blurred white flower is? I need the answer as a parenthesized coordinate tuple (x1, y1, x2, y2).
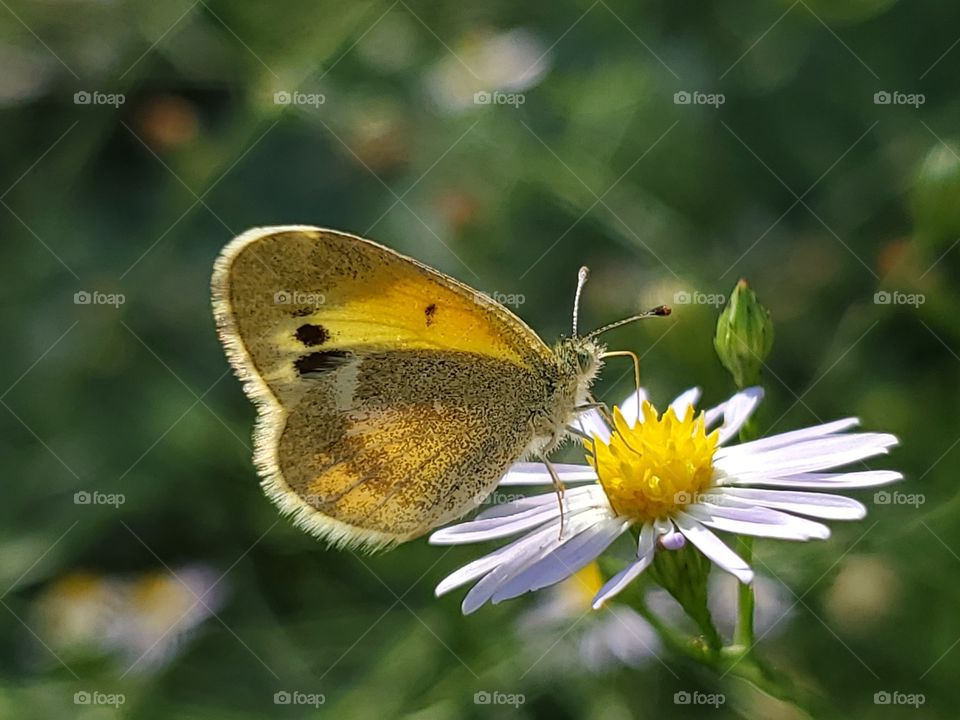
(425, 28, 550, 113)
(516, 562, 661, 674)
(34, 564, 226, 671)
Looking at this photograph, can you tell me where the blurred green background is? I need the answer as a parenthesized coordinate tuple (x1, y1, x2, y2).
(2, 0, 959, 717)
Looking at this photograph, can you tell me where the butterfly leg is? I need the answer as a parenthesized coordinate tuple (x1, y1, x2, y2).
(574, 398, 612, 430)
(539, 454, 567, 539)
(594, 399, 615, 428)
(566, 425, 592, 441)
(574, 401, 606, 413)
(570, 397, 612, 446)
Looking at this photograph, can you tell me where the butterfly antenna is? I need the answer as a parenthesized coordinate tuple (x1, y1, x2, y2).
(572, 266, 590, 337)
(585, 305, 671, 340)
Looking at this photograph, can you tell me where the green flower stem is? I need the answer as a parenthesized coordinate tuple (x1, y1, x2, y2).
(733, 536, 755, 648)
(716, 649, 819, 718)
(733, 415, 759, 650)
(632, 596, 819, 717)
(632, 595, 818, 716)
(632, 598, 711, 662)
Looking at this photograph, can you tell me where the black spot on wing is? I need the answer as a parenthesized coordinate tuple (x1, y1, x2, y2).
(295, 323, 329, 346)
(425, 303, 437, 326)
(295, 350, 351, 376)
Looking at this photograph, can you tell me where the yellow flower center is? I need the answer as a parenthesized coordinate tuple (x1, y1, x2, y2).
(589, 400, 720, 523)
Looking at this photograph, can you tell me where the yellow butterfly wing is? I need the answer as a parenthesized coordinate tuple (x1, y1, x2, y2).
(212, 226, 558, 550)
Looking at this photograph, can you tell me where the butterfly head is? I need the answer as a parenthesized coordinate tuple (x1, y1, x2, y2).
(546, 335, 606, 447)
(555, 335, 605, 386)
(554, 335, 605, 422)
(574, 339, 603, 375)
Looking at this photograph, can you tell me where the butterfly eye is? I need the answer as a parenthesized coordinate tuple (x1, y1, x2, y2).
(575, 348, 595, 372)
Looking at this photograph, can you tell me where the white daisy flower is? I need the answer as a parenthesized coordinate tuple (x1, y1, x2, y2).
(34, 564, 227, 671)
(431, 386, 902, 614)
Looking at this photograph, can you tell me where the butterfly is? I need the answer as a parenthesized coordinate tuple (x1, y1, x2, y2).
(211, 226, 668, 550)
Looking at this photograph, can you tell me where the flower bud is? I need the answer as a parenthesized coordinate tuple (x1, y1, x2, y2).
(714, 279, 774, 389)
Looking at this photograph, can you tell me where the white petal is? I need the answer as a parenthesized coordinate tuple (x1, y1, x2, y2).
(617, 387, 649, 427)
(473, 493, 567, 521)
(714, 487, 867, 520)
(673, 513, 754, 584)
(653, 517, 674, 536)
(715, 387, 764, 445)
(499, 462, 598, 486)
(491, 518, 631, 603)
(432, 504, 555, 544)
(592, 523, 656, 608)
(669, 387, 702, 416)
(704, 405, 724, 428)
(720, 470, 902, 490)
(716, 418, 859, 457)
(715, 432, 899, 477)
(687, 502, 830, 541)
(431, 485, 607, 543)
(460, 509, 613, 614)
(477, 484, 604, 519)
(703, 386, 762, 430)
(430, 506, 555, 545)
(456, 526, 565, 609)
(435, 542, 526, 597)
(574, 409, 611, 443)
(434, 504, 610, 596)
